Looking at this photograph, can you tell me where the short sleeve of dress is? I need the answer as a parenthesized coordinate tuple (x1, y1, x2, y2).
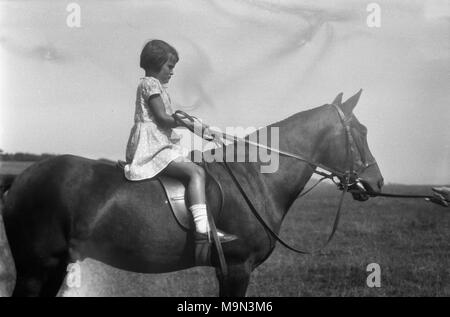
(141, 77, 162, 100)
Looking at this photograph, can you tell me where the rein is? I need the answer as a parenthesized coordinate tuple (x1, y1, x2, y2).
(174, 107, 355, 254)
(173, 109, 350, 181)
(215, 105, 352, 254)
(219, 158, 349, 254)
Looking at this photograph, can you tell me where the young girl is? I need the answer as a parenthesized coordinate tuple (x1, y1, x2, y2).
(124, 40, 236, 242)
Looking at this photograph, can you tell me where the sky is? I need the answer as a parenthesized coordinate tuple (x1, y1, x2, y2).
(0, 0, 449, 184)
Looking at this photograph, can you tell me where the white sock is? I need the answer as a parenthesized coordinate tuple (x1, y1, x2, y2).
(189, 204, 209, 234)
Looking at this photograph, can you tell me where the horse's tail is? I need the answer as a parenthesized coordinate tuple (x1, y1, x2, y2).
(0, 174, 17, 296)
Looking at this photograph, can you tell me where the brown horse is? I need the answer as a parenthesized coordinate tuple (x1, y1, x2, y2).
(0, 90, 383, 297)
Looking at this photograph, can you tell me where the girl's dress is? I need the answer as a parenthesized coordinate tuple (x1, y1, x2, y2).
(124, 77, 189, 180)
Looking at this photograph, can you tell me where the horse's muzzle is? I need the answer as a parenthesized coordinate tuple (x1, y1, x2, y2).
(350, 163, 384, 201)
(349, 180, 372, 201)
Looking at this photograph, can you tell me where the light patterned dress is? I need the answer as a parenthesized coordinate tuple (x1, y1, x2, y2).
(124, 77, 189, 180)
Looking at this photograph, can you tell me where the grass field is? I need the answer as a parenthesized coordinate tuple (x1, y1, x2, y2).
(1, 161, 449, 297)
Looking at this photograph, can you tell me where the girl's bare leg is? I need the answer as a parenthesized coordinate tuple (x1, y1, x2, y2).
(162, 160, 237, 242)
(163, 161, 206, 205)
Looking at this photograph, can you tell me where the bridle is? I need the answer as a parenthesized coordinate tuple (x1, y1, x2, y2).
(332, 104, 379, 191)
(173, 105, 376, 254)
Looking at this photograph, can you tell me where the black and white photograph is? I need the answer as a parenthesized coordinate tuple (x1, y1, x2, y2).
(0, 0, 449, 299)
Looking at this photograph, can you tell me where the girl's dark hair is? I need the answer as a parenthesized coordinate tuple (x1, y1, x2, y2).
(140, 40, 179, 72)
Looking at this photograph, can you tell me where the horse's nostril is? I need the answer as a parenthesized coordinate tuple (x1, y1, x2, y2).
(378, 178, 384, 190)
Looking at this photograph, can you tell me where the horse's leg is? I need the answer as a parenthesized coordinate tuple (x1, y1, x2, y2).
(39, 257, 68, 297)
(12, 268, 44, 297)
(216, 263, 251, 297)
(13, 253, 68, 297)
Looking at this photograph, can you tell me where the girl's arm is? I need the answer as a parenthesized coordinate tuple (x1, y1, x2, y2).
(147, 95, 178, 129)
(147, 95, 197, 131)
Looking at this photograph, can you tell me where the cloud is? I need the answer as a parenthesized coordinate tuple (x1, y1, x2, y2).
(205, 0, 359, 80)
(0, 36, 68, 63)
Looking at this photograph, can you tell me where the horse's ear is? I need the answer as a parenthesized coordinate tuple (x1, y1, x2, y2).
(332, 92, 343, 106)
(341, 89, 362, 116)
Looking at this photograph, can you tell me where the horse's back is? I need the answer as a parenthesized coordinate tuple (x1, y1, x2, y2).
(5, 155, 121, 216)
(3, 154, 170, 234)
(3, 155, 195, 272)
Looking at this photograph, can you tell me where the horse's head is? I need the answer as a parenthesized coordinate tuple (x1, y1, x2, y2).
(318, 90, 384, 201)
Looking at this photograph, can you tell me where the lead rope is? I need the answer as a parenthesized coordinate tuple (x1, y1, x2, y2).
(358, 190, 449, 204)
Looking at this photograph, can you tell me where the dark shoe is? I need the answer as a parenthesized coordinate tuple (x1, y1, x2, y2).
(195, 230, 238, 243)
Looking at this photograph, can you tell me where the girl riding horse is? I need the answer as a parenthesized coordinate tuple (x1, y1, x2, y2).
(124, 40, 235, 242)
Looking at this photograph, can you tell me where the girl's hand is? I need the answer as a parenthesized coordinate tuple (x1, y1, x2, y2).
(203, 127, 215, 141)
(173, 116, 195, 130)
(172, 111, 215, 140)
(189, 121, 215, 141)
(182, 118, 195, 130)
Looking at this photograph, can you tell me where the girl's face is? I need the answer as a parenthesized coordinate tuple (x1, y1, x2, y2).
(156, 54, 177, 84)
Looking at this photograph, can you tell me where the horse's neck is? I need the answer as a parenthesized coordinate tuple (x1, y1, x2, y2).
(251, 107, 329, 220)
